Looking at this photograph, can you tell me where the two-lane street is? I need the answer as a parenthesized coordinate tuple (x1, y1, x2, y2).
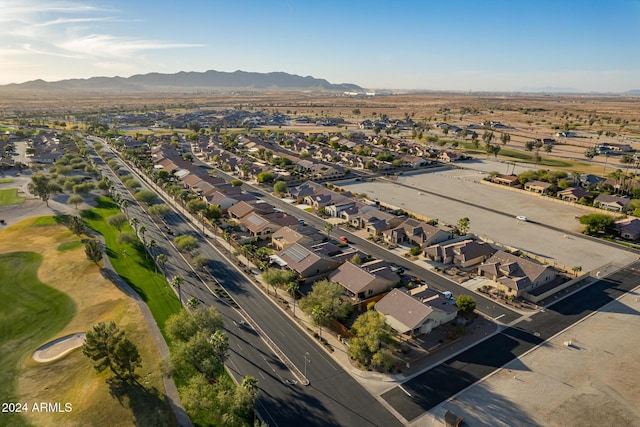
(90, 139, 403, 427)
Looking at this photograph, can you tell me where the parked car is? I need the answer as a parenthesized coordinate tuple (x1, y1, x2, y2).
(516, 215, 528, 222)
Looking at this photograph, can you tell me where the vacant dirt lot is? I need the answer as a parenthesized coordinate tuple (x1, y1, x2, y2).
(336, 165, 636, 272)
(417, 287, 640, 427)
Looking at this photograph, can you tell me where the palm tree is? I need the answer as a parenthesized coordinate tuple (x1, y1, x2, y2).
(187, 297, 200, 311)
(130, 217, 139, 234)
(324, 222, 334, 241)
(241, 375, 259, 396)
(146, 239, 157, 263)
(138, 225, 146, 243)
(287, 282, 299, 316)
(120, 199, 129, 219)
(156, 253, 167, 276)
(171, 275, 184, 304)
(311, 305, 326, 340)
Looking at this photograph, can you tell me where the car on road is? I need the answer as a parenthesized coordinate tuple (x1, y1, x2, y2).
(389, 263, 405, 274)
(339, 236, 349, 243)
(516, 215, 528, 222)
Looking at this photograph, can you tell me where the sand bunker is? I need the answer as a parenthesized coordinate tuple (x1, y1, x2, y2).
(32, 333, 86, 363)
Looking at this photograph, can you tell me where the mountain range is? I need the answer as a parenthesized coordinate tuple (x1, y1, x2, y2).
(0, 70, 364, 93)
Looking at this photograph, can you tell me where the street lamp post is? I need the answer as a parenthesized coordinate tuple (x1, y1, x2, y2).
(304, 352, 310, 380)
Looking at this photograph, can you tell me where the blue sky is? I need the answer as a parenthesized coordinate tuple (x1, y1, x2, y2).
(1, 0, 639, 91)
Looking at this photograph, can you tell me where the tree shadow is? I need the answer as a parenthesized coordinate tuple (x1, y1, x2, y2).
(80, 209, 100, 220)
(106, 376, 176, 427)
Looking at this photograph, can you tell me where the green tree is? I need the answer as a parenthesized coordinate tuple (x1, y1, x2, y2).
(273, 180, 287, 195)
(134, 190, 158, 205)
(148, 203, 170, 219)
(117, 231, 137, 245)
(324, 222, 334, 240)
(456, 295, 476, 314)
(231, 179, 243, 187)
(171, 275, 184, 304)
(370, 348, 395, 372)
(82, 321, 141, 380)
(107, 213, 128, 231)
(67, 194, 84, 208)
(524, 141, 535, 152)
(28, 174, 54, 206)
(129, 217, 139, 234)
(350, 310, 391, 358)
(579, 214, 615, 235)
(67, 215, 86, 235)
(192, 254, 209, 269)
(84, 239, 102, 264)
(457, 217, 470, 235)
(175, 234, 199, 253)
(299, 279, 352, 329)
(186, 199, 208, 214)
(203, 205, 221, 221)
(166, 307, 227, 380)
(187, 297, 200, 311)
(261, 268, 297, 295)
(256, 171, 275, 184)
(156, 253, 168, 276)
(287, 281, 299, 316)
(408, 246, 422, 257)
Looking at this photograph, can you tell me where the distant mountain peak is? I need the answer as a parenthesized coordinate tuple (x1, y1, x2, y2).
(1, 70, 363, 93)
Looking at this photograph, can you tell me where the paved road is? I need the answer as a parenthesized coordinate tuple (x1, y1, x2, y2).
(91, 140, 403, 427)
(380, 260, 640, 422)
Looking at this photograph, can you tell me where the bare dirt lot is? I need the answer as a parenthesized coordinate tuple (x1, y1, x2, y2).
(336, 168, 637, 272)
(418, 286, 640, 427)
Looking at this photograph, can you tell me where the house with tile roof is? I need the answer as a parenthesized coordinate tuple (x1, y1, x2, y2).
(271, 225, 325, 251)
(383, 218, 452, 247)
(477, 250, 556, 297)
(329, 260, 400, 301)
(615, 217, 640, 241)
(375, 286, 458, 336)
(424, 239, 496, 267)
(275, 242, 342, 283)
(556, 187, 593, 203)
(594, 194, 630, 212)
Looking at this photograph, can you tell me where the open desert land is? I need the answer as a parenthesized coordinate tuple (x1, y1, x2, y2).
(0, 217, 175, 427)
(416, 285, 640, 427)
(2, 91, 638, 175)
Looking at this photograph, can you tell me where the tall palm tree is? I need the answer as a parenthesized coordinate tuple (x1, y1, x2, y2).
(324, 222, 334, 241)
(146, 239, 157, 263)
(120, 199, 129, 219)
(287, 282, 299, 316)
(130, 217, 139, 234)
(156, 253, 167, 276)
(241, 375, 259, 396)
(138, 225, 146, 243)
(171, 275, 184, 304)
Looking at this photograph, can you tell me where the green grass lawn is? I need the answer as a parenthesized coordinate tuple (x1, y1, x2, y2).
(0, 177, 13, 183)
(57, 241, 83, 251)
(0, 188, 25, 206)
(0, 252, 76, 427)
(81, 197, 182, 334)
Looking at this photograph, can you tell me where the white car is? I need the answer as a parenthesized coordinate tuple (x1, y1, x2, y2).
(516, 215, 528, 222)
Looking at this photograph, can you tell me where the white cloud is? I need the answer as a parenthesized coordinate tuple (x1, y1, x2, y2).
(0, 0, 204, 82)
(58, 34, 204, 59)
